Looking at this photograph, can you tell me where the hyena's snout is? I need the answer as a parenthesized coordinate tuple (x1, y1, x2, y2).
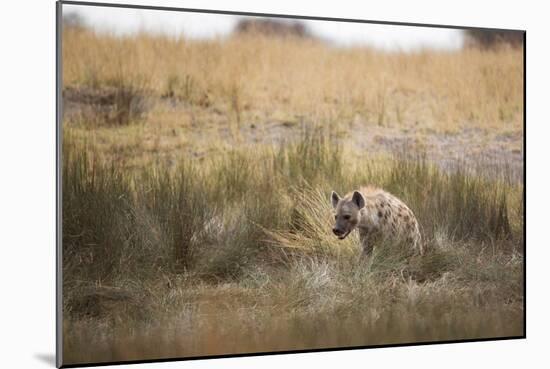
(332, 224, 351, 240)
(332, 227, 345, 236)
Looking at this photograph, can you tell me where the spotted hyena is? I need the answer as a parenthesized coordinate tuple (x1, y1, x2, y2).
(331, 186, 423, 256)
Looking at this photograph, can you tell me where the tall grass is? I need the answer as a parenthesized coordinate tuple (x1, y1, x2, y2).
(64, 132, 521, 295)
(62, 129, 523, 364)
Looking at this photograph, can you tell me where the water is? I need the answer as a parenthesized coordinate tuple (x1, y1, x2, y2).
(63, 306, 522, 365)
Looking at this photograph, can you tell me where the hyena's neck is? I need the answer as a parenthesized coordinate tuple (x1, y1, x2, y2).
(357, 207, 370, 230)
(357, 205, 377, 231)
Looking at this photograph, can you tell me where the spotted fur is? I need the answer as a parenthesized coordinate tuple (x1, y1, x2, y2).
(331, 186, 423, 256)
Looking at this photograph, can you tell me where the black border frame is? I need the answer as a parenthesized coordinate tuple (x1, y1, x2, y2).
(56, 1, 526, 367)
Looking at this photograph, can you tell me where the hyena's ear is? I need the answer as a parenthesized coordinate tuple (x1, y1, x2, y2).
(352, 191, 365, 209)
(331, 191, 341, 209)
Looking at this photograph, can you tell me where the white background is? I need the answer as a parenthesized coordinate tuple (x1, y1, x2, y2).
(0, 0, 547, 368)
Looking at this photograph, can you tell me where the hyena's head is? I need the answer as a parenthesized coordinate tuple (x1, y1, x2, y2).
(330, 190, 366, 240)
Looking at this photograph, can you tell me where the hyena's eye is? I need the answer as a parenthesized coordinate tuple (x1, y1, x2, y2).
(343, 215, 351, 220)
(334, 214, 338, 220)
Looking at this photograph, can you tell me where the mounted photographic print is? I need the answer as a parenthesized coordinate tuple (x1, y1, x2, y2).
(56, 1, 525, 367)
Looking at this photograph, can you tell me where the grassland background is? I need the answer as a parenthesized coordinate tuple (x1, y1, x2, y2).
(61, 24, 524, 365)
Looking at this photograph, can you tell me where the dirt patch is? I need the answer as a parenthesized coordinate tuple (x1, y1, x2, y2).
(63, 86, 151, 126)
(349, 124, 523, 182)
(63, 94, 523, 182)
(227, 119, 524, 182)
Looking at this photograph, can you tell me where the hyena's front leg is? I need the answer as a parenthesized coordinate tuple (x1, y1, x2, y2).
(359, 230, 373, 258)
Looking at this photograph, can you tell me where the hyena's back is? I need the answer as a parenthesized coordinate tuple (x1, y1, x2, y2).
(357, 186, 423, 253)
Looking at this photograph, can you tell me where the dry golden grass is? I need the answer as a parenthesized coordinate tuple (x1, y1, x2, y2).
(62, 27, 524, 175)
(63, 28, 523, 133)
